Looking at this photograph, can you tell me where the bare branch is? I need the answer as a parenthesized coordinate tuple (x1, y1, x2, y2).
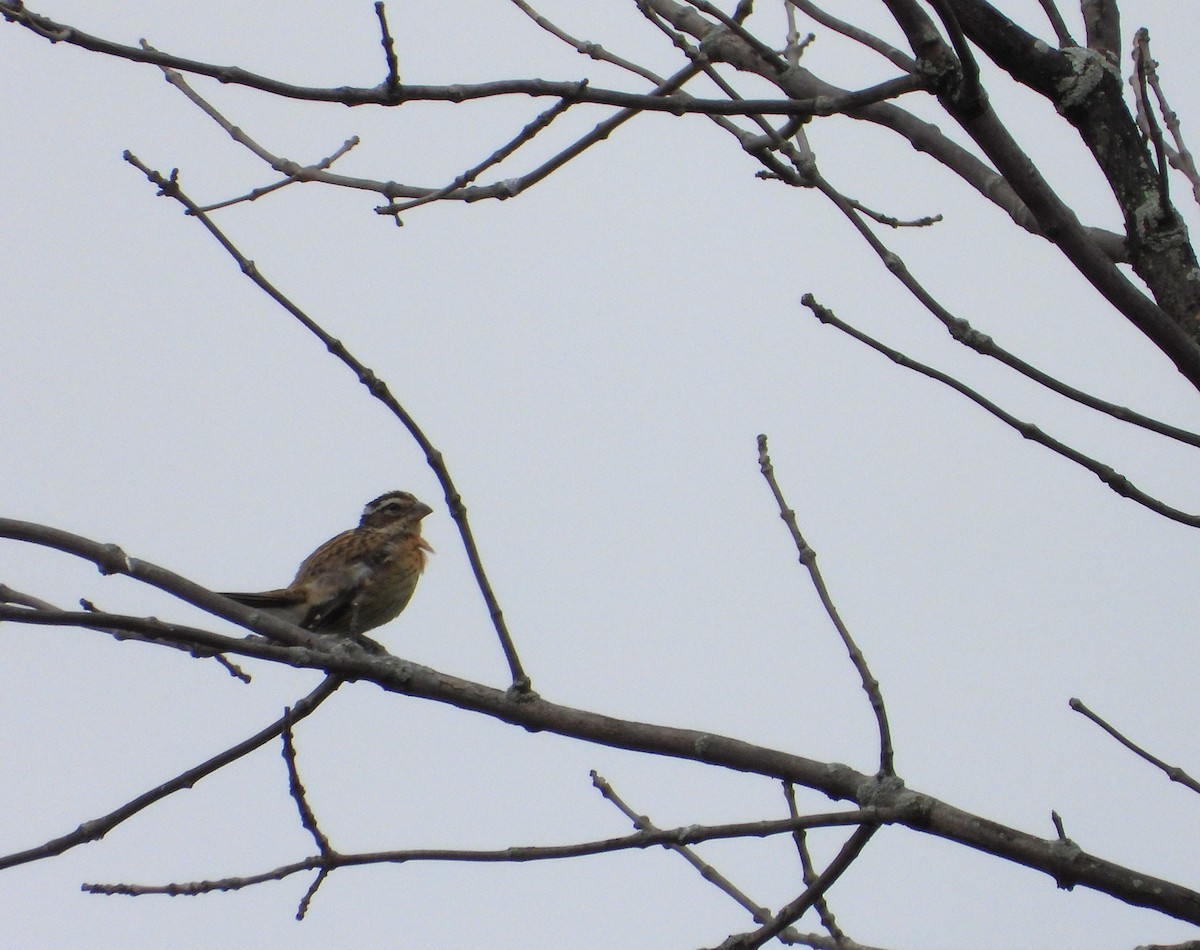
(0, 518, 323, 648)
(0, 677, 340, 871)
(377, 88, 587, 219)
(2, 517, 1198, 922)
(800, 295, 1200, 530)
(592, 771, 805, 940)
(280, 721, 334, 919)
(757, 435, 895, 777)
(786, 0, 916, 72)
(1036, 0, 1077, 47)
(120, 154, 531, 692)
(0, 598, 251, 681)
(1132, 29, 1200, 210)
(507, 0, 663, 82)
(1133, 29, 1171, 209)
(0, 583, 58, 610)
(374, 2, 401, 92)
(809, 169, 1200, 449)
(946, 1, 1200, 370)
(783, 782, 847, 946)
(83, 809, 885, 898)
(0, 4, 907, 117)
(715, 824, 878, 949)
(1070, 698, 1200, 795)
(281, 723, 333, 856)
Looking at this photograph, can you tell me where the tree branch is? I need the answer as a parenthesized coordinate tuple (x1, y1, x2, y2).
(800, 295, 1200, 529)
(0, 677, 340, 871)
(2, 516, 1198, 923)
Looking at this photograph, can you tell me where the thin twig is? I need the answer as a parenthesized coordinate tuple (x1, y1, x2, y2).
(1070, 698, 1200, 795)
(1, 4, 894, 115)
(0, 677, 340, 871)
(800, 295, 1200, 530)
(1133, 30, 1171, 209)
(141, 39, 364, 211)
(1036, 0, 1077, 47)
(1133, 29, 1200, 210)
(506, 0, 663, 83)
(809, 169, 1200, 449)
(374, 2, 401, 92)
(281, 719, 334, 918)
(1, 586, 251, 680)
(199, 137, 360, 212)
(783, 782, 847, 946)
(843, 196, 941, 228)
(83, 806, 886, 897)
(785, 0, 916, 72)
(757, 435, 894, 776)
(716, 825, 878, 949)
(378, 87, 587, 218)
(121, 154, 532, 692)
(282, 722, 333, 856)
(591, 771, 806, 941)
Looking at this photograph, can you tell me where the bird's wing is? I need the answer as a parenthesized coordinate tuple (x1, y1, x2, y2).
(301, 561, 375, 633)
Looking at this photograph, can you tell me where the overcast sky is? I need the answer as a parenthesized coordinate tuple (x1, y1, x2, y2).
(3, 2, 1199, 947)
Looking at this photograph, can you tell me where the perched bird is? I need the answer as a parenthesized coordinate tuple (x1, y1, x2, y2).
(221, 490, 433, 644)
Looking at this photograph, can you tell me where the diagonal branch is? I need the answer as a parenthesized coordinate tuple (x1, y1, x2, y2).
(0, 676, 340, 871)
(1070, 698, 1200, 796)
(3, 533, 1200, 920)
(800, 295, 1200, 529)
(757, 435, 895, 777)
(715, 824, 878, 949)
(808, 168, 1200, 449)
(121, 154, 531, 691)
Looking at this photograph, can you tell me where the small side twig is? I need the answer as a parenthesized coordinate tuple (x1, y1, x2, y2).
(280, 720, 334, 919)
(785, 0, 916, 72)
(1037, 0, 1077, 47)
(591, 771, 805, 941)
(783, 782, 847, 946)
(374, 2, 401, 93)
(757, 434, 894, 777)
(843, 196, 941, 228)
(0, 585, 248, 680)
(1133, 29, 1171, 209)
(1070, 698, 1200, 795)
(1132, 28, 1200, 210)
(715, 824, 878, 950)
(0, 676, 340, 872)
(377, 86, 587, 219)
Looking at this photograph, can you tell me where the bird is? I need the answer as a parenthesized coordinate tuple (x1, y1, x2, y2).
(220, 490, 433, 646)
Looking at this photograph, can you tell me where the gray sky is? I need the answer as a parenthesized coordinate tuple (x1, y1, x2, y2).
(3, 2, 1199, 947)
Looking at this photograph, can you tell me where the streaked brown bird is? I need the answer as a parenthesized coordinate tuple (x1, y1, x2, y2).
(221, 490, 433, 643)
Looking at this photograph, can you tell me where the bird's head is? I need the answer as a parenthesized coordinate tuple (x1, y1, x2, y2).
(359, 491, 434, 530)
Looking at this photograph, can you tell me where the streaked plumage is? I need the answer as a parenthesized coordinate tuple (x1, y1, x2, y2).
(221, 490, 433, 642)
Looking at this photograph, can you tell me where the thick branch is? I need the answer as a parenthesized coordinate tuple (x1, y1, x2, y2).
(2, 515, 1198, 924)
(946, 0, 1200, 352)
